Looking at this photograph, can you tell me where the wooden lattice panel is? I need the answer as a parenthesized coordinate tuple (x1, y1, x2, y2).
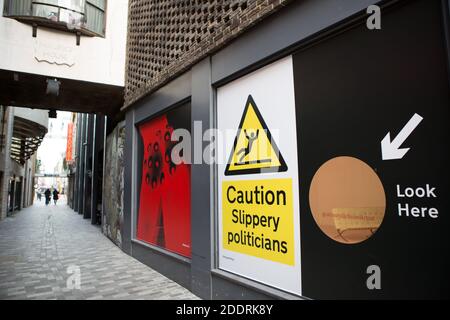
(125, 0, 292, 109)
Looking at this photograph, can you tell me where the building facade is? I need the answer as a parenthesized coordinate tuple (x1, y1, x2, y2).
(1, 0, 449, 300)
(67, 113, 106, 226)
(0, 106, 49, 220)
(0, 0, 128, 116)
(0, 0, 129, 224)
(120, 0, 450, 300)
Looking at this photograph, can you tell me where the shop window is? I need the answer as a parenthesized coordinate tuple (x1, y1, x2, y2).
(3, 0, 106, 37)
(136, 104, 192, 258)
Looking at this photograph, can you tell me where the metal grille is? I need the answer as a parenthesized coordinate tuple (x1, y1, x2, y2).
(125, 0, 292, 108)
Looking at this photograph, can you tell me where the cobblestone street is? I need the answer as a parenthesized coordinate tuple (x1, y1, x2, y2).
(0, 199, 199, 300)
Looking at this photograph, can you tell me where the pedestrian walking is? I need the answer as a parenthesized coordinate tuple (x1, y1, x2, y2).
(53, 189, 59, 205)
(44, 188, 51, 206)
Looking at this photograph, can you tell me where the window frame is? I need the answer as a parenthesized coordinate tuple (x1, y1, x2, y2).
(84, 0, 107, 37)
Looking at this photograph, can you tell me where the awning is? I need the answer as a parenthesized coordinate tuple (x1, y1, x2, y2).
(11, 116, 47, 165)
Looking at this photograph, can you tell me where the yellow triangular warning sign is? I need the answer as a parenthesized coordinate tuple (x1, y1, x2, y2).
(225, 95, 288, 176)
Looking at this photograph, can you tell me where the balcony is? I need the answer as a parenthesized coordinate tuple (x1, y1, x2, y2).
(3, 0, 106, 37)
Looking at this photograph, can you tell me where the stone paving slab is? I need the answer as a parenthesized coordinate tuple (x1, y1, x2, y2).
(0, 200, 199, 300)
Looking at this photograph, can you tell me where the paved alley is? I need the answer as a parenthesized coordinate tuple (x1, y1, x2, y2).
(0, 200, 199, 300)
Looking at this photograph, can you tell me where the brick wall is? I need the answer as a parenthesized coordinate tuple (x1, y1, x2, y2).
(124, 0, 293, 109)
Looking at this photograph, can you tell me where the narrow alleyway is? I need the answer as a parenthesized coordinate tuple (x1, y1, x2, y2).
(0, 199, 199, 300)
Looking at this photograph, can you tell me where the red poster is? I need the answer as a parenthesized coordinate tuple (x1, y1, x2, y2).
(136, 106, 191, 258)
(66, 122, 73, 162)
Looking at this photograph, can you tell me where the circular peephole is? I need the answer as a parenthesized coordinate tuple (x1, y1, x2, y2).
(309, 156, 386, 244)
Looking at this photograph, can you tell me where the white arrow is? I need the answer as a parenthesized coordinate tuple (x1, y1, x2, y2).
(381, 113, 423, 160)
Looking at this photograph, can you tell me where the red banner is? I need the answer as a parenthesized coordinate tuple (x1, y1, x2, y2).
(66, 122, 73, 162)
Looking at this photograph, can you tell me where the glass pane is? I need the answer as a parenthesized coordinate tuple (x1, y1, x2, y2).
(6, 0, 32, 16)
(59, 0, 85, 13)
(85, 4, 104, 35)
(86, 0, 105, 11)
(60, 8, 85, 29)
(32, 4, 59, 21)
(33, 0, 85, 13)
(35, 0, 59, 7)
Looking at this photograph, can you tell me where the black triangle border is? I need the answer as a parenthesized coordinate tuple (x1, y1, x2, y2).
(224, 95, 288, 176)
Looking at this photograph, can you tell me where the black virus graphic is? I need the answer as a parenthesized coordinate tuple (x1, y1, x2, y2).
(143, 125, 178, 189)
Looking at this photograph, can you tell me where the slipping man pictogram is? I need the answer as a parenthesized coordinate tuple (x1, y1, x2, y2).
(237, 129, 259, 164)
(225, 95, 287, 176)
